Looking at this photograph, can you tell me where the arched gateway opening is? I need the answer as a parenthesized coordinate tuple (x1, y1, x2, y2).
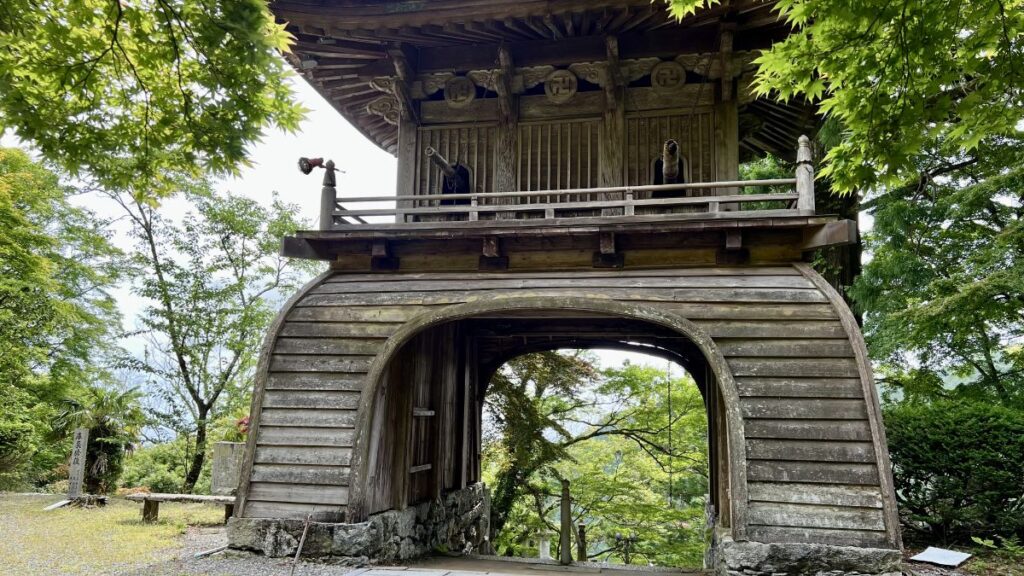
(348, 299, 745, 539)
(350, 304, 740, 567)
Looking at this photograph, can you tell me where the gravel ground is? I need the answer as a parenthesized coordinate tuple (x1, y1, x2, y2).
(119, 525, 361, 576)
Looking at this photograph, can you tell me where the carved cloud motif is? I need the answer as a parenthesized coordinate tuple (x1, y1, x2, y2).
(366, 96, 400, 125)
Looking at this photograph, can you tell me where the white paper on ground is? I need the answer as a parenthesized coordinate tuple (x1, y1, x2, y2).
(910, 547, 972, 567)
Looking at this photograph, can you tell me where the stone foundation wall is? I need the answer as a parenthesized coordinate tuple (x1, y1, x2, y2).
(227, 483, 490, 563)
(716, 537, 902, 576)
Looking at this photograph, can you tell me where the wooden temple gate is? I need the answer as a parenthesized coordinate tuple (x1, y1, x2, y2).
(227, 2, 904, 574)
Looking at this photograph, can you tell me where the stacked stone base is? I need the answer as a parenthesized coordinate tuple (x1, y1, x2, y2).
(227, 483, 490, 562)
(717, 537, 902, 576)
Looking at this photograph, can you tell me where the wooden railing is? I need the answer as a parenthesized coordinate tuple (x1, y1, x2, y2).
(316, 135, 815, 229)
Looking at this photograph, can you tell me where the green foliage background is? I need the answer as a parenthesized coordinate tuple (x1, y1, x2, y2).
(884, 401, 1024, 544)
(0, 148, 122, 490)
(483, 356, 709, 568)
(0, 0, 305, 199)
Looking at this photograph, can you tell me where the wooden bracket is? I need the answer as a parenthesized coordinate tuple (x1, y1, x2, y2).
(479, 236, 508, 270)
(371, 239, 400, 271)
(593, 232, 623, 268)
(387, 43, 420, 124)
(801, 220, 858, 251)
(725, 230, 742, 250)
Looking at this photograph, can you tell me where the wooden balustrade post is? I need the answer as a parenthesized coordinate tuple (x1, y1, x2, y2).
(560, 479, 572, 565)
(320, 159, 337, 231)
(796, 135, 815, 213)
(469, 196, 479, 222)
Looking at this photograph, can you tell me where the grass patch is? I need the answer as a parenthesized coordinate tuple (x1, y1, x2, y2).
(0, 493, 223, 576)
(960, 554, 1024, 576)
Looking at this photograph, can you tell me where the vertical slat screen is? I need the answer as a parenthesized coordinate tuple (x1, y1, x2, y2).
(517, 118, 600, 199)
(415, 124, 497, 197)
(414, 112, 713, 201)
(625, 109, 716, 189)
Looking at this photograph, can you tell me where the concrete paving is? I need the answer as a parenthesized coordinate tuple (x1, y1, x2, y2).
(364, 556, 705, 576)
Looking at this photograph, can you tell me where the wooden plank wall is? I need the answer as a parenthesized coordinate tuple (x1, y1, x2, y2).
(240, 265, 894, 549)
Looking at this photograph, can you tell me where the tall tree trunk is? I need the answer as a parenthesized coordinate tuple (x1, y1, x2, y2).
(183, 408, 208, 493)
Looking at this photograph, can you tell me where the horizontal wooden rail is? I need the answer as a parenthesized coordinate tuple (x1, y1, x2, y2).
(335, 178, 798, 204)
(314, 134, 817, 229)
(335, 192, 798, 218)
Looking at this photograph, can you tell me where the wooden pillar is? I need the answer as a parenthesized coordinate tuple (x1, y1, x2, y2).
(796, 135, 816, 213)
(715, 377, 731, 529)
(396, 119, 418, 223)
(560, 479, 572, 565)
(434, 323, 457, 499)
(389, 43, 420, 223)
(714, 24, 739, 205)
(319, 160, 337, 231)
(600, 36, 626, 216)
(392, 339, 417, 510)
(494, 47, 519, 220)
(142, 499, 159, 523)
(576, 523, 587, 561)
(459, 334, 472, 489)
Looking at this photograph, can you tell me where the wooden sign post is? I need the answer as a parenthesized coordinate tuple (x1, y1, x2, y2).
(67, 427, 89, 499)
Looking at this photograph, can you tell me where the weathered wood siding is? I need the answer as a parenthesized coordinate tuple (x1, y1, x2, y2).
(238, 264, 896, 549)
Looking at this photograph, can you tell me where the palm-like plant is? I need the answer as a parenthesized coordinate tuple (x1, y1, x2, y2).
(53, 385, 145, 494)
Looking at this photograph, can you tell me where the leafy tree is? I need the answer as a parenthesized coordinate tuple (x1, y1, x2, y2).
(0, 147, 121, 488)
(109, 184, 314, 492)
(0, 0, 305, 199)
(485, 351, 600, 538)
(554, 435, 706, 567)
(665, 0, 1024, 194)
(484, 355, 709, 567)
(748, 0, 1024, 194)
(850, 137, 1024, 406)
(884, 400, 1024, 544)
(664, 1, 1023, 297)
(53, 385, 146, 494)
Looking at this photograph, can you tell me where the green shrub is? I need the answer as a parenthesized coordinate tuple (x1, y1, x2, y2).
(884, 400, 1024, 545)
(120, 439, 211, 494)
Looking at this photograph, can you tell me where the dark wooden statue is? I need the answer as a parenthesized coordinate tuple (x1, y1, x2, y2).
(426, 146, 471, 205)
(651, 139, 685, 197)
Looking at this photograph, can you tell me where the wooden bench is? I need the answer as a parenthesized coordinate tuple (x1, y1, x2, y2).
(124, 492, 236, 523)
